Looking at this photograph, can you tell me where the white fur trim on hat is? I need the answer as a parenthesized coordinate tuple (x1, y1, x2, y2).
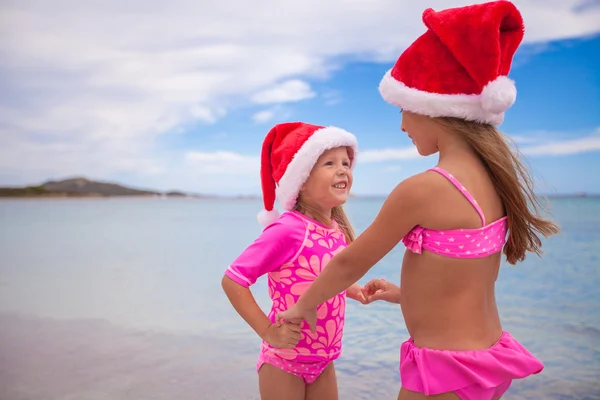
(275, 126, 358, 211)
(379, 70, 516, 126)
(257, 208, 281, 226)
(480, 76, 517, 115)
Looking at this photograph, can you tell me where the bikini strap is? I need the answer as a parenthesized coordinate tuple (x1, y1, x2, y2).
(428, 167, 486, 226)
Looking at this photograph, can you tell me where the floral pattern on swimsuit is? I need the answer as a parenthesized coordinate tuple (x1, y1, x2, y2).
(225, 211, 348, 362)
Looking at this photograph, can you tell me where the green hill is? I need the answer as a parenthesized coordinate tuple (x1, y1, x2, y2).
(0, 177, 198, 198)
(41, 177, 158, 196)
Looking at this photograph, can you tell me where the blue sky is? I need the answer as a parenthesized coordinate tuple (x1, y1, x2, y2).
(1, 1, 599, 196)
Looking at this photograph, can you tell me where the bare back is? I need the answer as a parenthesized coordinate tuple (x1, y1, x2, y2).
(400, 157, 505, 351)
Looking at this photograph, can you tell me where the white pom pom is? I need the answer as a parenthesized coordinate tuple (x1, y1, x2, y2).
(257, 208, 281, 226)
(480, 76, 517, 114)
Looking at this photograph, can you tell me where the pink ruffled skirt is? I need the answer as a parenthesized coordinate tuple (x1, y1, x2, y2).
(400, 331, 544, 400)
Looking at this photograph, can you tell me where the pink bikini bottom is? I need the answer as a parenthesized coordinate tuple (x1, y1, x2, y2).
(400, 331, 544, 400)
(256, 347, 337, 385)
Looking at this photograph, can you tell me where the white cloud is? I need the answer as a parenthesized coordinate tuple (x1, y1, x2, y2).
(322, 90, 343, 106)
(509, 135, 543, 144)
(0, 0, 599, 189)
(252, 110, 276, 124)
(383, 165, 403, 172)
(521, 130, 600, 156)
(573, 0, 600, 13)
(251, 80, 315, 105)
(184, 151, 259, 175)
(252, 106, 293, 124)
(359, 147, 420, 162)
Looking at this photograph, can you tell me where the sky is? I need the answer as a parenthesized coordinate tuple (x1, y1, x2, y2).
(0, 0, 599, 196)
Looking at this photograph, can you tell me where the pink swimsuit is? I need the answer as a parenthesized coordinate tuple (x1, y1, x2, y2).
(399, 167, 544, 400)
(225, 211, 347, 384)
(403, 167, 508, 258)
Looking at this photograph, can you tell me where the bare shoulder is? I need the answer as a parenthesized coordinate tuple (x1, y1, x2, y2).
(386, 171, 442, 207)
(339, 172, 441, 268)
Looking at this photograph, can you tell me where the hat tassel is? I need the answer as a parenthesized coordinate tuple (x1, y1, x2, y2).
(257, 208, 281, 226)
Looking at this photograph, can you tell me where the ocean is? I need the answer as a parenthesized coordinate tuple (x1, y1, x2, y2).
(0, 197, 599, 399)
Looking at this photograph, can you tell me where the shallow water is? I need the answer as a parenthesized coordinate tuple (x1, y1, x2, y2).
(0, 197, 599, 399)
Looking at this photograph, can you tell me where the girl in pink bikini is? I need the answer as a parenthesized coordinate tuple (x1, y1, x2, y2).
(278, 2, 560, 400)
(222, 122, 368, 400)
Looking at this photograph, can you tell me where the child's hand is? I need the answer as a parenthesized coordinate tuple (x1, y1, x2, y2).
(346, 283, 369, 304)
(277, 303, 318, 333)
(362, 278, 401, 304)
(263, 321, 302, 349)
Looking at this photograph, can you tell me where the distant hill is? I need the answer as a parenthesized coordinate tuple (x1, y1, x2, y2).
(0, 177, 204, 198)
(41, 177, 158, 196)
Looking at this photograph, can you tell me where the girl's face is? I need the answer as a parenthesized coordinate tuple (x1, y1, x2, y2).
(300, 147, 353, 212)
(401, 110, 440, 156)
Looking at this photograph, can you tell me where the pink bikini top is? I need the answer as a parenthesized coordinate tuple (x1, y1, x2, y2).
(402, 167, 508, 258)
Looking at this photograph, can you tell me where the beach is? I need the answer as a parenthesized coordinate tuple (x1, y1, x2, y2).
(1, 197, 599, 399)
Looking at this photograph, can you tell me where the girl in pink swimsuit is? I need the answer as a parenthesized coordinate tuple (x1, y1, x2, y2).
(222, 122, 368, 400)
(278, 2, 560, 400)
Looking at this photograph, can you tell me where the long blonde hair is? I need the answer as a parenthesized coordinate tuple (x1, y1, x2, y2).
(435, 117, 560, 264)
(294, 199, 356, 243)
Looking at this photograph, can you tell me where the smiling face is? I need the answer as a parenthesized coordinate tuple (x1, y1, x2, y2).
(299, 146, 353, 213)
(400, 110, 441, 156)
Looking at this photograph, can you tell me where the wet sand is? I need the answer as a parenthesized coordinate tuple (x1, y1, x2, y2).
(1, 313, 599, 400)
(0, 314, 259, 400)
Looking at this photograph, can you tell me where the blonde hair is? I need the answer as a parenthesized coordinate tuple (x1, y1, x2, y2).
(435, 116, 560, 264)
(294, 200, 356, 243)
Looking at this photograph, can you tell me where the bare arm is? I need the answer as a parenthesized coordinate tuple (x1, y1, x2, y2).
(222, 275, 301, 349)
(291, 176, 426, 313)
(221, 275, 272, 338)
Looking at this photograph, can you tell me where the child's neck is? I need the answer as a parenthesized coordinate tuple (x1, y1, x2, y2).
(300, 206, 333, 227)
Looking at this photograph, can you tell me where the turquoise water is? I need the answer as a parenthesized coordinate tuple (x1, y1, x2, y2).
(0, 197, 599, 399)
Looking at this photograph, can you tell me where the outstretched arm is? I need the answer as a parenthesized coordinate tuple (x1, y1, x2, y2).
(278, 176, 426, 329)
(363, 278, 401, 304)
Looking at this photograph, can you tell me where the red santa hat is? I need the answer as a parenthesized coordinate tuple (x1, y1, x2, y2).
(257, 122, 358, 226)
(379, 1, 525, 126)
